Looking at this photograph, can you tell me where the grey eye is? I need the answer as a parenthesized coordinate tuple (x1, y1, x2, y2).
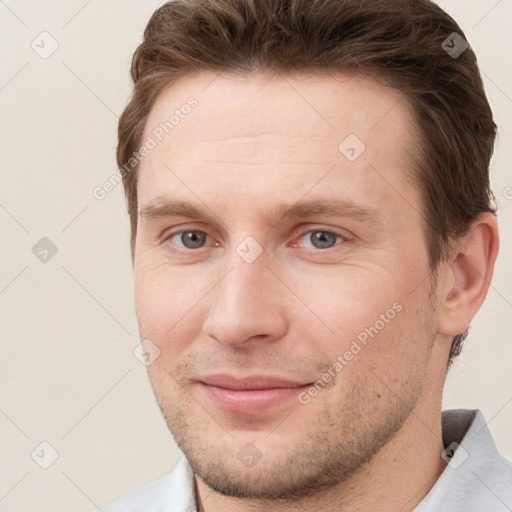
(179, 231, 207, 249)
(301, 230, 341, 249)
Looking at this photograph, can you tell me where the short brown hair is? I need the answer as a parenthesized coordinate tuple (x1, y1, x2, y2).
(117, 0, 497, 365)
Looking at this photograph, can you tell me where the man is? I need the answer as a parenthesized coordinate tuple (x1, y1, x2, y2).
(102, 0, 512, 510)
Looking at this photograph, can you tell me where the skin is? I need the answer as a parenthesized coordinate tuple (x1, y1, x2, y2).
(133, 71, 499, 512)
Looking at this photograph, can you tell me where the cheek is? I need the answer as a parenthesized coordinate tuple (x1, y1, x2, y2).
(134, 264, 167, 334)
(285, 265, 401, 347)
(133, 260, 212, 357)
(288, 263, 434, 380)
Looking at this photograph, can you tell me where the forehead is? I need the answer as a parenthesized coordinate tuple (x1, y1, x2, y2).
(137, 70, 420, 219)
(144, 70, 415, 147)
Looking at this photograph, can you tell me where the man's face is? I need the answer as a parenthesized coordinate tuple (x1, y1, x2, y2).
(133, 71, 441, 499)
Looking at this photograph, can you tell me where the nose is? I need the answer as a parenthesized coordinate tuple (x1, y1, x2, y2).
(201, 250, 288, 348)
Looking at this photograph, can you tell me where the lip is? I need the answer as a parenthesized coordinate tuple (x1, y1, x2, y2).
(198, 374, 311, 414)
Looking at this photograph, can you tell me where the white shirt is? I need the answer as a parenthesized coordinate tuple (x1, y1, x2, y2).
(100, 409, 512, 511)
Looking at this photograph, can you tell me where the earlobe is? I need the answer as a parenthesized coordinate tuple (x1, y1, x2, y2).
(437, 213, 499, 337)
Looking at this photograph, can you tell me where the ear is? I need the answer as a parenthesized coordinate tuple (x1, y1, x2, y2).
(437, 212, 499, 336)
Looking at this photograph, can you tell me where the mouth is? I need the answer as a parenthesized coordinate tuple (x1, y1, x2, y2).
(197, 374, 312, 414)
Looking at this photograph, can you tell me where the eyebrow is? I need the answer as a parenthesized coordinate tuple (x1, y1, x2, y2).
(139, 197, 382, 228)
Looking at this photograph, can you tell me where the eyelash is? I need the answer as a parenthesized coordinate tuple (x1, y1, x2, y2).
(163, 227, 350, 252)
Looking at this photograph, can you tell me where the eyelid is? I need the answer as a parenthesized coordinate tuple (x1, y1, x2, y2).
(296, 225, 351, 238)
(162, 225, 215, 249)
(292, 226, 351, 249)
(161, 221, 212, 237)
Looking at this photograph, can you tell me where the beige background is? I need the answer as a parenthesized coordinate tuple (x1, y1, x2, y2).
(0, 1, 511, 511)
